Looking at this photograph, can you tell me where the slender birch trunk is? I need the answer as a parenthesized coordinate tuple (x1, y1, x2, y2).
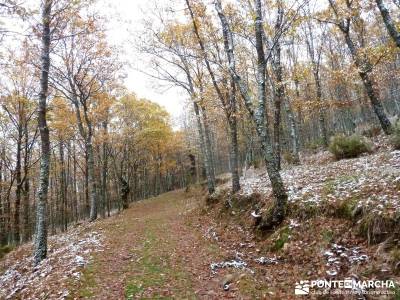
(87, 137, 97, 221)
(284, 98, 300, 164)
(193, 102, 215, 194)
(228, 114, 241, 192)
(59, 140, 67, 231)
(328, 0, 392, 134)
(199, 104, 216, 183)
(14, 123, 22, 244)
(180, 54, 216, 194)
(22, 121, 31, 242)
(101, 121, 108, 218)
(314, 69, 328, 146)
(375, 0, 400, 48)
(34, 0, 52, 265)
(304, 19, 328, 146)
(186, 0, 240, 193)
(215, 0, 287, 229)
(343, 30, 392, 134)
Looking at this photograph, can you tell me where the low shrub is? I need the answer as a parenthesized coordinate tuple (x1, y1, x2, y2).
(328, 134, 371, 159)
(205, 188, 227, 205)
(306, 138, 325, 152)
(270, 226, 291, 252)
(0, 245, 13, 259)
(333, 197, 359, 219)
(390, 121, 400, 150)
(358, 213, 397, 244)
(355, 123, 381, 138)
(282, 151, 300, 165)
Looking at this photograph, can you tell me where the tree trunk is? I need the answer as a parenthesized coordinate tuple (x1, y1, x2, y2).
(72, 94, 98, 220)
(199, 105, 216, 183)
(343, 31, 392, 134)
(0, 149, 5, 245)
(328, 0, 393, 134)
(193, 102, 215, 194)
(304, 19, 329, 146)
(375, 0, 400, 48)
(34, 0, 52, 265)
(228, 117, 241, 193)
(284, 98, 300, 164)
(101, 121, 108, 218)
(59, 140, 67, 232)
(3, 149, 11, 245)
(133, 164, 138, 201)
(87, 137, 97, 221)
(84, 150, 89, 217)
(185, 0, 240, 193)
(22, 131, 31, 242)
(272, 4, 284, 170)
(72, 141, 78, 222)
(215, 0, 288, 229)
(14, 125, 22, 244)
(120, 177, 129, 209)
(227, 69, 240, 193)
(314, 70, 329, 146)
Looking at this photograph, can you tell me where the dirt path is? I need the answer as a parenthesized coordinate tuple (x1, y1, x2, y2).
(2, 147, 399, 299)
(68, 189, 252, 299)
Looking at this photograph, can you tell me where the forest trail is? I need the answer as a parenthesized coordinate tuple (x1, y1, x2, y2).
(2, 0, 400, 299)
(68, 189, 234, 299)
(2, 146, 400, 299)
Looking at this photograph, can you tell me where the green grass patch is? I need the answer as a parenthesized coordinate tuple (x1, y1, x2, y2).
(125, 230, 166, 299)
(322, 180, 335, 196)
(321, 229, 334, 244)
(77, 265, 96, 298)
(125, 282, 144, 300)
(271, 226, 291, 252)
(322, 175, 359, 197)
(0, 245, 13, 259)
(334, 196, 359, 219)
(237, 275, 270, 298)
(124, 224, 194, 299)
(391, 283, 400, 300)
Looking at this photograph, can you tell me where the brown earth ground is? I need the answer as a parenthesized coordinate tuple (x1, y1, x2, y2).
(65, 185, 399, 300)
(2, 142, 400, 300)
(67, 189, 258, 299)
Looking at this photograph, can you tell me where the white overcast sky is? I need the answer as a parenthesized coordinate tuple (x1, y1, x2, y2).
(0, 0, 188, 126)
(5, 0, 318, 125)
(100, 0, 187, 125)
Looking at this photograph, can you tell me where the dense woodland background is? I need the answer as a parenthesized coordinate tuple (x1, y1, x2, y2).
(0, 0, 399, 265)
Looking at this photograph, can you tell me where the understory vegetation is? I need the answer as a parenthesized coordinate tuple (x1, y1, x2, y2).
(328, 134, 372, 159)
(391, 121, 400, 150)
